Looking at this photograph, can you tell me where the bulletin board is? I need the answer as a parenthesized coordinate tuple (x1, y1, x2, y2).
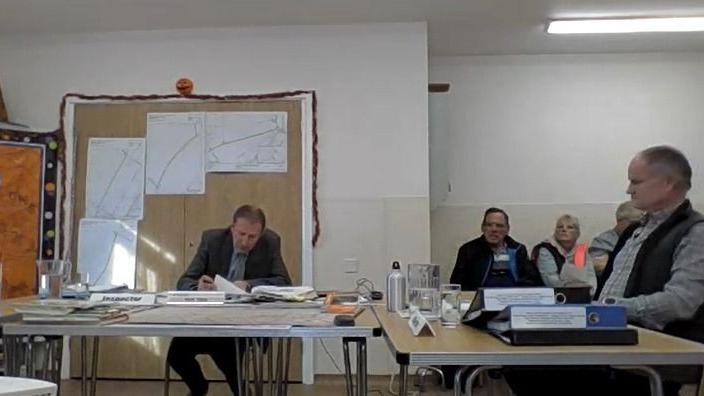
(61, 91, 316, 379)
(0, 130, 62, 298)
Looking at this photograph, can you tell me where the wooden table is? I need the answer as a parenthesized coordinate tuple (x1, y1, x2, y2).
(373, 306, 704, 396)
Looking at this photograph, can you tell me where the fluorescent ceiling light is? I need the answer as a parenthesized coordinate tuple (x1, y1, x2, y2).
(547, 17, 704, 34)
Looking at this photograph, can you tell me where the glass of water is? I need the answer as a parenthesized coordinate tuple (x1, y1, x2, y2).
(408, 264, 441, 319)
(440, 283, 461, 327)
(36, 260, 71, 299)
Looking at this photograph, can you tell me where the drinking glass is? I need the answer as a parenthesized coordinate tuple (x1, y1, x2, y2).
(37, 260, 72, 299)
(440, 284, 461, 327)
(408, 264, 441, 319)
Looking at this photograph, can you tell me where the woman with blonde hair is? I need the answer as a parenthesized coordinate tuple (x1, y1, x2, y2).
(532, 214, 597, 293)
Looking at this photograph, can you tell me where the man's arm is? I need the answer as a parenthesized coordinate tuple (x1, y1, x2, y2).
(516, 245, 542, 286)
(247, 232, 292, 287)
(176, 232, 209, 291)
(615, 223, 704, 330)
(450, 244, 470, 290)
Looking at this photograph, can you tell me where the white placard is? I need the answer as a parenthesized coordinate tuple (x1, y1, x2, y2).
(408, 309, 436, 337)
(89, 293, 156, 305)
(509, 306, 587, 329)
(165, 291, 226, 304)
(482, 288, 555, 311)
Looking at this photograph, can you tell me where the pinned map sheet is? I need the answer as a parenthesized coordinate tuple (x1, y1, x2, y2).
(77, 218, 138, 288)
(85, 138, 145, 220)
(205, 112, 288, 172)
(145, 112, 205, 195)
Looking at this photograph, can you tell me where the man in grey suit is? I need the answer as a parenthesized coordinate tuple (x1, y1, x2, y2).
(168, 205, 291, 396)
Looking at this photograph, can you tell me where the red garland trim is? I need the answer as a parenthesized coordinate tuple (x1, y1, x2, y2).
(56, 91, 320, 246)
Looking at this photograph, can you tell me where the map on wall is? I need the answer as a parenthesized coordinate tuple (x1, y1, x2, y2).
(77, 218, 138, 288)
(85, 138, 145, 220)
(145, 112, 205, 195)
(205, 112, 288, 172)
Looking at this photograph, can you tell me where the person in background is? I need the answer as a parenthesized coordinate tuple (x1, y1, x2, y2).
(589, 201, 643, 274)
(168, 204, 291, 396)
(532, 214, 597, 293)
(450, 207, 540, 291)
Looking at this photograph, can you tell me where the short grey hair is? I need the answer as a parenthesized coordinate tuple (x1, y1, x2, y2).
(638, 145, 692, 192)
(555, 214, 581, 236)
(615, 201, 642, 222)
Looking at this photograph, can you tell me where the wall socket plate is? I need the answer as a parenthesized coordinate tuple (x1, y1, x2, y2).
(343, 258, 359, 274)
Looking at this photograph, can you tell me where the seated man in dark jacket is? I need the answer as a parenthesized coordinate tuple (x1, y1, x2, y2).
(450, 207, 540, 290)
(168, 204, 291, 396)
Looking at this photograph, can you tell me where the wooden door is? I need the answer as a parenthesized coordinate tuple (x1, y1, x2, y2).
(70, 100, 303, 380)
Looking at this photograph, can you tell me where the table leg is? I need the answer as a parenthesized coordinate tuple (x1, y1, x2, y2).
(90, 337, 100, 396)
(342, 339, 353, 396)
(267, 339, 274, 396)
(613, 365, 664, 396)
(356, 339, 367, 396)
(399, 363, 408, 396)
(282, 338, 291, 396)
(236, 338, 244, 396)
(80, 336, 87, 396)
(462, 366, 501, 396)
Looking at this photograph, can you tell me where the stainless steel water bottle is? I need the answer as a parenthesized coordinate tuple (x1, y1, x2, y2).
(386, 261, 406, 312)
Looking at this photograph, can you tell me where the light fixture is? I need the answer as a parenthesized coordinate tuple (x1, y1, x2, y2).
(547, 17, 704, 34)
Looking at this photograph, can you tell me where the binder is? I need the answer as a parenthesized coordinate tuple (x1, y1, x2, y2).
(491, 328, 638, 346)
(487, 304, 627, 333)
(462, 287, 585, 327)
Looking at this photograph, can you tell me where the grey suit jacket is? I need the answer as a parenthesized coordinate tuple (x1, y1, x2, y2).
(177, 228, 292, 291)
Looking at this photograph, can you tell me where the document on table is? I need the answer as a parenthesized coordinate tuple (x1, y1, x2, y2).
(214, 275, 249, 295)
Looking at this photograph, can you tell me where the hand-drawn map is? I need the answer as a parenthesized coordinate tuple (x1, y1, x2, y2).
(85, 138, 145, 220)
(205, 112, 288, 172)
(77, 218, 138, 288)
(145, 113, 205, 195)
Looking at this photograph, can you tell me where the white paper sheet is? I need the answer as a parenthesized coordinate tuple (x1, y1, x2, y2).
(214, 275, 249, 295)
(145, 112, 205, 194)
(85, 138, 145, 220)
(205, 112, 287, 172)
(77, 218, 138, 288)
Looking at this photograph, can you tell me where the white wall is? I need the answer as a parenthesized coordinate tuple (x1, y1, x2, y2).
(0, 22, 430, 375)
(430, 53, 704, 281)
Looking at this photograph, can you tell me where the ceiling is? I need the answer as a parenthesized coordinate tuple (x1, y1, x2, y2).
(1, 0, 704, 55)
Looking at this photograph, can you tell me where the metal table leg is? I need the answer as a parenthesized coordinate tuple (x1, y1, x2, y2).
(399, 364, 408, 396)
(613, 365, 664, 396)
(342, 339, 353, 396)
(356, 339, 367, 396)
(460, 366, 501, 396)
(90, 337, 100, 396)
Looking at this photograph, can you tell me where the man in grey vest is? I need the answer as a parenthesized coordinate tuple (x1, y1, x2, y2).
(597, 145, 704, 395)
(167, 205, 291, 396)
(507, 146, 704, 396)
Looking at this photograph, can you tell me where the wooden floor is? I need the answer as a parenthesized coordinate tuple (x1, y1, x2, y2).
(59, 374, 698, 396)
(59, 374, 510, 395)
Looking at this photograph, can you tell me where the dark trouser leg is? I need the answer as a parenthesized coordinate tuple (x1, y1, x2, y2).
(167, 337, 220, 396)
(208, 338, 244, 395)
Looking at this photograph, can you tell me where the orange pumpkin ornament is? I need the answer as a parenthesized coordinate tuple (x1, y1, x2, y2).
(176, 78, 194, 96)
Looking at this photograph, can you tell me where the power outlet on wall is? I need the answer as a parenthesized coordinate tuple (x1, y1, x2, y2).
(343, 258, 359, 274)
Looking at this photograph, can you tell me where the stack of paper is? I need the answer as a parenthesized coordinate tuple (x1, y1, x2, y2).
(12, 300, 129, 323)
(251, 286, 317, 302)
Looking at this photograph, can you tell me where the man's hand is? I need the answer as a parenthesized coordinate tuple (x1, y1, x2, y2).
(234, 280, 250, 292)
(197, 275, 216, 291)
